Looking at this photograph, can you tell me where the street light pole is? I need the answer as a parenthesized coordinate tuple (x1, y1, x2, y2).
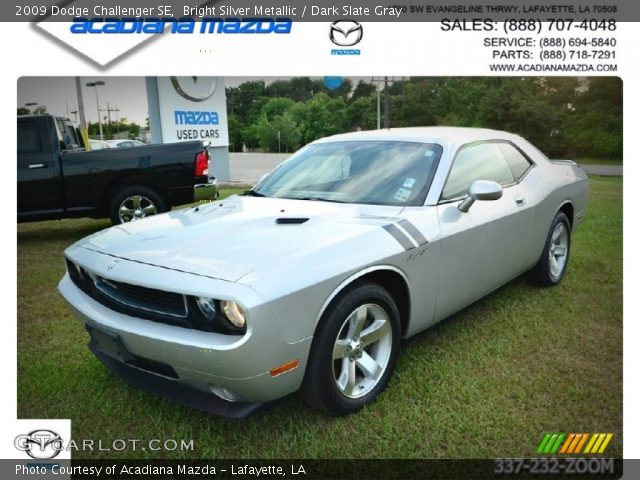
(24, 102, 37, 114)
(86, 81, 105, 141)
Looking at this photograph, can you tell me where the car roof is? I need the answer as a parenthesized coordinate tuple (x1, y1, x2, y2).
(312, 127, 524, 147)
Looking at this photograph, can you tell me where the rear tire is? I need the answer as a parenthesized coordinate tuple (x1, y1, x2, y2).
(528, 211, 571, 286)
(302, 282, 401, 416)
(109, 186, 167, 225)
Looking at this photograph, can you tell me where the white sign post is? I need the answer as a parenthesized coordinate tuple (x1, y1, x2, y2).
(146, 76, 231, 181)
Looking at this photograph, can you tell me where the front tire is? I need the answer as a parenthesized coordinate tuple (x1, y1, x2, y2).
(528, 211, 572, 286)
(302, 282, 401, 416)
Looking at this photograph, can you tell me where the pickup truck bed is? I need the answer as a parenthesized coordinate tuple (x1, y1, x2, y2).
(18, 115, 216, 224)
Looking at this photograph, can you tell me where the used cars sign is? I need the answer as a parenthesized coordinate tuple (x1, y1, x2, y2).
(155, 76, 229, 146)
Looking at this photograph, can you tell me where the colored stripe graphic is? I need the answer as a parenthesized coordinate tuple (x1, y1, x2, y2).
(559, 434, 575, 454)
(597, 434, 613, 453)
(544, 434, 559, 454)
(397, 219, 429, 246)
(574, 434, 589, 454)
(550, 433, 565, 454)
(583, 434, 598, 454)
(543, 433, 614, 455)
(567, 433, 586, 453)
(589, 434, 606, 453)
(537, 434, 552, 455)
(383, 224, 415, 251)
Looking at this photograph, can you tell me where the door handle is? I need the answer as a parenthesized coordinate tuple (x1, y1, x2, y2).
(515, 196, 526, 206)
(28, 163, 47, 169)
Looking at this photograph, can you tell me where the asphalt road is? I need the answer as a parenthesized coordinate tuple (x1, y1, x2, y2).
(228, 152, 622, 184)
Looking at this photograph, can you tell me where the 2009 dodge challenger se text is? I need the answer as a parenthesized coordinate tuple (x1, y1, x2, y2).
(59, 127, 588, 417)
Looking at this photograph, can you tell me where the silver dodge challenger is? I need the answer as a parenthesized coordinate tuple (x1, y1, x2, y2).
(59, 127, 588, 417)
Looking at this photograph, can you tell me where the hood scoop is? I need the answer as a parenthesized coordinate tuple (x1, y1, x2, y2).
(276, 217, 309, 225)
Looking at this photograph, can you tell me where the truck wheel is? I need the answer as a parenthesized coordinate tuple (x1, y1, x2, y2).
(302, 282, 401, 416)
(110, 186, 167, 225)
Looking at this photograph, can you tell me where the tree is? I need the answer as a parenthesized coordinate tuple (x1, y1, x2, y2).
(227, 113, 243, 152)
(346, 96, 377, 131)
(255, 112, 301, 152)
(297, 93, 347, 143)
(351, 80, 377, 103)
(225, 76, 621, 160)
(564, 77, 622, 159)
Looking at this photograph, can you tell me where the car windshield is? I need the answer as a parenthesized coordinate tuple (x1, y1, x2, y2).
(253, 141, 443, 206)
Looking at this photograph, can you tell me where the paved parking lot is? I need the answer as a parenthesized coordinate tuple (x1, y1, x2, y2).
(229, 153, 288, 184)
(228, 153, 622, 184)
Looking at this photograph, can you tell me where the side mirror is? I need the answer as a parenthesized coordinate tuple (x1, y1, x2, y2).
(458, 180, 503, 213)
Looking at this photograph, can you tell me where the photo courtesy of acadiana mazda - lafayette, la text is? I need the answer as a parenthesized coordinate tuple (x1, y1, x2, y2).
(58, 127, 588, 417)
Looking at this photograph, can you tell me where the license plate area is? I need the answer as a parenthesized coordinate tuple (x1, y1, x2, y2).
(86, 323, 133, 364)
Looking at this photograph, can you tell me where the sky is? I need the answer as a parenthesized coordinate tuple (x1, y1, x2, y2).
(17, 76, 372, 126)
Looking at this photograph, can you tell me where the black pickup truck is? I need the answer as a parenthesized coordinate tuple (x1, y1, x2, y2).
(18, 115, 217, 224)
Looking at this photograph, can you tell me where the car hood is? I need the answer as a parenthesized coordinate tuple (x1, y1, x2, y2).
(76, 196, 404, 282)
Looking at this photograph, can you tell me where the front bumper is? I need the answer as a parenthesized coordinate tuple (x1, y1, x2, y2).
(90, 343, 267, 417)
(58, 255, 312, 412)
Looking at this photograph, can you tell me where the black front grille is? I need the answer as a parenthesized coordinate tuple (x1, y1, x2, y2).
(95, 277, 186, 318)
(66, 258, 189, 326)
(65, 257, 245, 335)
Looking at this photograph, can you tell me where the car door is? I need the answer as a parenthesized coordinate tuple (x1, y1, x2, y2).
(17, 117, 64, 219)
(434, 141, 533, 320)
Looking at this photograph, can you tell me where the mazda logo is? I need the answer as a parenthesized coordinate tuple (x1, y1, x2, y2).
(14, 430, 64, 459)
(329, 21, 363, 47)
(170, 76, 217, 102)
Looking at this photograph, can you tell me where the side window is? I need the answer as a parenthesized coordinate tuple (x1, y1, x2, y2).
(17, 121, 41, 154)
(441, 142, 514, 201)
(498, 143, 532, 180)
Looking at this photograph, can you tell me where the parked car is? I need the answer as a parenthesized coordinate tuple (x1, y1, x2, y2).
(89, 139, 111, 150)
(59, 127, 588, 417)
(105, 139, 146, 148)
(18, 115, 217, 224)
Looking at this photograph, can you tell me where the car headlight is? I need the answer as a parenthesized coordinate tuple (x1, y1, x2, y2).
(196, 297, 217, 321)
(220, 300, 246, 328)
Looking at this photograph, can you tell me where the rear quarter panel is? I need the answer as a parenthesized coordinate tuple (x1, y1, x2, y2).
(524, 161, 588, 269)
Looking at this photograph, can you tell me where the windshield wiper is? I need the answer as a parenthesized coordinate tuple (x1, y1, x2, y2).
(292, 197, 347, 204)
(244, 189, 267, 197)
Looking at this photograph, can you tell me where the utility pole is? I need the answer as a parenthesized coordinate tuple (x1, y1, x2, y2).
(101, 102, 113, 125)
(86, 80, 105, 141)
(113, 107, 120, 134)
(371, 77, 392, 129)
(384, 76, 389, 129)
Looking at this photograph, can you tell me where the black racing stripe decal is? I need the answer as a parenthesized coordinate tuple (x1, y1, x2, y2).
(383, 224, 415, 251)
(397, 219, 429, 246)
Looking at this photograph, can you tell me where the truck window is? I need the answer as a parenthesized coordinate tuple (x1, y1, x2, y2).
(18, 121, 41, 154)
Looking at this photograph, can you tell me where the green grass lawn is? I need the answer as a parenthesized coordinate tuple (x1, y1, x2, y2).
(575, 158, 623, 166)
(17, 180, 622, 459)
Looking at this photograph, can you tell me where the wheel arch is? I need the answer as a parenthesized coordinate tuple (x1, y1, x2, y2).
(103, 175, 168, 215)
(557, 200, 575, 229)
(315, 266, 412, 337)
